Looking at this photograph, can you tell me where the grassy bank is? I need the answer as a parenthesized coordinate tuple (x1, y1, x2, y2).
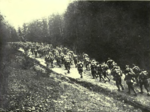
(0, 47, 143, 112)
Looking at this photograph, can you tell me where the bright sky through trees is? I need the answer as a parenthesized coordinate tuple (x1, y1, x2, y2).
(0, 0, 73, 28)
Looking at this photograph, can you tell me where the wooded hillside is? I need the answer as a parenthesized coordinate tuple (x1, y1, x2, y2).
(1, 1, 150, 70)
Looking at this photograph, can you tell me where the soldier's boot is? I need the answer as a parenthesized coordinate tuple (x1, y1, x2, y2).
(99, 77, 101, 82)
(80, 74, 83, 78)
(94, 74, 96, 79)
(116, 84, 120, 91)
(127, 85, 131, 94)
(96, 74, 98, 79)
(58, 62, 61, 67)
(92, 74, 94, 79)
(100, 76, 106, 83)
(86, 66, 88, 70)
(134, 93, 137, 96)
(135, 77, 139, 85)
(121, 85, 124, 90)
(132, 87, 137, 96)
(144, 83, 149, 94)
(117, 87, 120, 91)
(86, 64, 88, 70)
(108, 77, 110, 82)
(140, 84, 143, 94)
(127, 91, 130, 94)
(147, 91, 150, 96)
(68, 69, 70, 73)
(65, 65, 67, 70)
(106, 76, 110, 82)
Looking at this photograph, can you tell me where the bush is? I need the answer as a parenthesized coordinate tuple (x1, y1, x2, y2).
(22, 55, 34, 69)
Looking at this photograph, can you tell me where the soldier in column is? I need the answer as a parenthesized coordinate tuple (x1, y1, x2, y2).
(77, 61, 84, 78)
(139, 69, 150, 95)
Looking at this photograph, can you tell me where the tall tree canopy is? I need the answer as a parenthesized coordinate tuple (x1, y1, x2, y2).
(17, 1, 150, 70)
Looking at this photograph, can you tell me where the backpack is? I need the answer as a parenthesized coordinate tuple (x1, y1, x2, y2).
(143, 71, 148, 76)
(133, 66, 140, 73)
(78, 63, 83, 69)
(45, 56, 49, 61)
(139, 71, 148, 81)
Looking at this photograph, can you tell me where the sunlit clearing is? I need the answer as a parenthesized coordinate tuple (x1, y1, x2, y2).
(0, 0, 74, 29)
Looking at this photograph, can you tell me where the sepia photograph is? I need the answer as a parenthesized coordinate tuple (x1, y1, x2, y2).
(0, 0, 150, 111)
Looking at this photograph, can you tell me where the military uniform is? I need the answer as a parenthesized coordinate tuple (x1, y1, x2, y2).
(132, 65, 141, 85)
(48, 53, 54, 68)
(45, 55, 50, 68)
(124, 65, 135, 77)
(124, 72, 137, 96)
(113, 68, 124, 91)
(139, 70, 149, 95)
(91, 61, 97, 79)
(101, 63, 110, 82)
(34, 49, 38, 58)
(31, 47, 35, 55)
(55, 55, 62, 67)
(107, 58, 114, 69)
(97, 64, 105, 82)
(73, 55, 78, 67)
(83, 53, 88, 59)
(60, 52, 65, 64)
(84, 57, 91, 70)
(64, 55, 71, 73)
(77, 62, 84, 78)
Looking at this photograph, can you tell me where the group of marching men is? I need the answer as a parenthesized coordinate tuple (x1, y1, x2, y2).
(79, 54, 150, 96)
(11, 42, 150, 96)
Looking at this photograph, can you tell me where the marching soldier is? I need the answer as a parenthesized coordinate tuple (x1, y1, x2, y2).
(101, 62, 110, 82)
(63, 47, 68, 55)
(84, 57, 91, 70)
(111, 62, 118, 70)
(97, 63, 105, 82)
(91, 60, 97, 79)
(48, 52, 54, 68)
(77, 61, 84, 78)
(30, 46, 35, 55)
(83, 53, 89, 59)
(139, 69, 150, 95)
(111, 64, 121, 73)
(67, 52, 74, 65)
(124, 69, 137, 96)
(55, 55, 62, 67)
(124, 65, 135, 76)
(34, 49, 38, 58)
(106, 58, 114, 69)
(64, 55, 71, 73)
(113, 68, 124, 91)
(45, 55, 50, 68)
(132, 64, 141, 85)
(60, 52, 65, 64)
(73, 54, 78, 67)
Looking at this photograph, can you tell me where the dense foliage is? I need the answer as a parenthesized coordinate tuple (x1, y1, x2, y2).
(0, 12, 18, 63)
(62, 1, 150, 69)
(0, 12, 18, 96)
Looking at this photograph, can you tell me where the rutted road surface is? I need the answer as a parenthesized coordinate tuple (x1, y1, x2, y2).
(18, 48, 150, 112)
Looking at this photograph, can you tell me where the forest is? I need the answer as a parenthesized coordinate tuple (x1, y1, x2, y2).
(0, 1, 150, 70)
